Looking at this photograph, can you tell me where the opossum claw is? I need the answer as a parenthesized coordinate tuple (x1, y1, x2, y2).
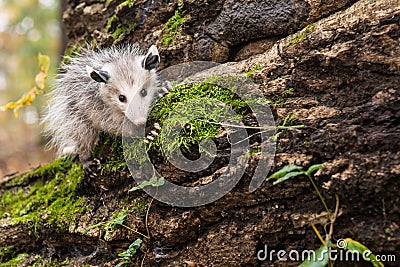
(84, 166, 97, 178)
(159, 80, 172, 97)
(82, 158, 101, 177)
(144, 123, 162, 143)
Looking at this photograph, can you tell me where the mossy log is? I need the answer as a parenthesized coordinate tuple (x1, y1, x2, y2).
(1, 0, 399, 266)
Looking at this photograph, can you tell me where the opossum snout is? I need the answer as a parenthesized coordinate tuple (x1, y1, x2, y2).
(132, 117, 147, 126)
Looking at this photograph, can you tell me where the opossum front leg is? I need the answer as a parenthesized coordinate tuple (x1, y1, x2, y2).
(62, 141, 99, 176)
(77, 132, 100, 177)
(79, 147, 98, 176)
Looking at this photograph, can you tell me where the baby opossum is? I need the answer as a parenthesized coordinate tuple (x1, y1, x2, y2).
(42, 44, 161, 173)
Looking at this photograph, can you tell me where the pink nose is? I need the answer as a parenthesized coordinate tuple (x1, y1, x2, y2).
(133, 118, 146, 126)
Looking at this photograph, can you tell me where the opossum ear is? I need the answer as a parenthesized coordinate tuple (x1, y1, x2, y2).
(142, 45, 160, 70)
(86, 65, 110, 83)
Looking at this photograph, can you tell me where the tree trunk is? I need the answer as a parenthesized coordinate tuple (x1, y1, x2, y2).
(1, 0, 399, 266)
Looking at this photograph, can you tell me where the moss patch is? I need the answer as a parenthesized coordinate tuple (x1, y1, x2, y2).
(145, 80, 265, 159)
(0, 253, 29, 267)
(5, 254, 72, 267)
(0, 246, 18, 265)
(244, 64, 263, 78)
(286, 24, 315, 47)
(117, 0, 135, 8)
(0, 157, 87, 230)
(61, 44, 82, 65)
(111, 24, 136, 43)
(92, 134, 128, 174)
(105, 0, 137, 44)
(161, 1, 186, 45)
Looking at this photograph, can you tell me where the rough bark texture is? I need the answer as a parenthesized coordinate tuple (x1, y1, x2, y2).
(1, 0, 399, 266)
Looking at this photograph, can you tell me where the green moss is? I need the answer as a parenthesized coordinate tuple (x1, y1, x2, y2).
(161, 37, 173, 46)
(61, 44, 82, 65)
(27, 255, 71, 267)
(161, 1, 186, 45)
(145, 80, 260, 158)
(0, 157, 87, 230)
(5, 157, 72, 187)
(84, 201, 149, 241)
(286, 24, 316, 47)
(118, 0, 135, 8)
(106, 14, 118, 32)
(243, 145, 262, 159)
(123, 136, 148, 165)
(106, 1, 136, 43)
(111, 24, 136, 43)
(0, 246, 18, 265)
(244, 64, 263, 77)
(92, 134, 128, 174)
(0, 252, 28, 267)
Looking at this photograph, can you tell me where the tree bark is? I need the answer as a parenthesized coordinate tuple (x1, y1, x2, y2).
(1, 0, 399, 266)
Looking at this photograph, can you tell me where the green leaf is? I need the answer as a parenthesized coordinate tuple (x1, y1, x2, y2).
(267, 165, 304, 180)
(129, 180, 151, 191)
(131, 238, 142, 248)
(104, 213, 127, 241)
(272, 171, 305, 185)
(82, 222, 104, 234)
(111, 214, 127, 226)
(129, 176, 165, 191)
(344, 238, 383, 267)
(153, 176, 165, 187)
(118, 239, 142, 258)
(306, 164, 324, 176)
(299, 245, 329, 267)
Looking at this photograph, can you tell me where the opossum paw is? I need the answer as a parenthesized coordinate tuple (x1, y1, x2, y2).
(82, 158, 101, 177)
(144, 123, 161, 143)
(62, 145, 77, 155)
(158, 80, 172, 97)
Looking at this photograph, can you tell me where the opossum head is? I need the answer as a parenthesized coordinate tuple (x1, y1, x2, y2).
(86, 45, 160, 126)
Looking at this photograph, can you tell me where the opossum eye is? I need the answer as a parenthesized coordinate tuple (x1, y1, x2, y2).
(140, 89, 147, 97)
(119, 95, 127, 102)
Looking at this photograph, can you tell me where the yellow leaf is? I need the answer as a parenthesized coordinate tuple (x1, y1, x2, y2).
(35, 72, 47, 90)
(0, 101, 17, 113)
(38, 53, 50, 73)
(21, 87, 38, 105)
(1, 53, 50, 117)
(13, 106, 21, 117)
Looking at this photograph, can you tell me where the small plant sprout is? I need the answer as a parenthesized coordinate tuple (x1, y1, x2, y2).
(266, 164, 329, 218)
(115, 239, 142, 267)
(84, 209, 149, 240)
(267, 164, 383, 267)
(129, 175, 165, 192)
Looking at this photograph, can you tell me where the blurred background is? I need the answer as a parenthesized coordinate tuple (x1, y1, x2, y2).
(0, 0, 62, 178)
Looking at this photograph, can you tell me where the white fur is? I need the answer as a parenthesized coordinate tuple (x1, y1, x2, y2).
(42, 44, 160, 163)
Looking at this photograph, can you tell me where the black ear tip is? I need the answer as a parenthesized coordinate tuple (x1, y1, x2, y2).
(144, 54, 160, 70)
(143, 45, 160, 70)
(90, 71, 99, 81)
(89, 69, 110, 83)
